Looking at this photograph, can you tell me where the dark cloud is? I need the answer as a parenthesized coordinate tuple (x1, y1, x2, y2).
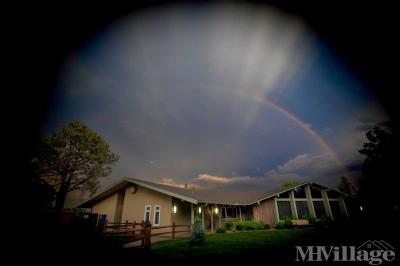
(44, 3, 387, 191)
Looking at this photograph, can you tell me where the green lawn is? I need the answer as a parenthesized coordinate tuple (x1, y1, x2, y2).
(150, 228, 319, 261)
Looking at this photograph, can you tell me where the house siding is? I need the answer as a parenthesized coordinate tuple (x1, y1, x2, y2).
(171, 199, 192, 225)
(121, 185, 173, 227)
(92, 193, 118, 223)
(252, 198, 278, 225)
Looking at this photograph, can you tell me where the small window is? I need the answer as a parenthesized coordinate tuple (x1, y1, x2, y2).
(144, 205, 151, 223)
(153, 205, 161, 226)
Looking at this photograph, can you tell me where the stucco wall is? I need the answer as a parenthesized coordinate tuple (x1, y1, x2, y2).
(92, 193, 118, 223)
(171, 199, 192, 225)
(121, 185, 173, 227)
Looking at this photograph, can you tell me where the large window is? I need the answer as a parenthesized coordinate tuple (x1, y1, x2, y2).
(313, 201, 326, 217)
(144, 205, 151, 223)
(222, 207, 237, 219)
(330, 201, 342, 219)
(296, 201, 309, 218)
(153, 205, 161, 226)
(277, 201, 292, 220)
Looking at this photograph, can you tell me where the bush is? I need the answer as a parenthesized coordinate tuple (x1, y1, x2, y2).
(274, 221, 285, 229)
(263, 223, 271, 229)
(224, 221, 234, 230)
(314, 214, 333, 228)
(302, 213, 316, 224)
(216, 227, 226, 233)
(235, 222, 244, 231)
(275, 216, 293, 229)
(190, 217, 205, 244)
(234, 221, 266, 231)
(283, 216, 294, 229)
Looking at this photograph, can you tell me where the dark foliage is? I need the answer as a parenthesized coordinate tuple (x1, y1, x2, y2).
(358, 122, 400, 220)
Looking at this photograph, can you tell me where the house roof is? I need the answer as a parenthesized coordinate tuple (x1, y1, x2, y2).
(77, 177, 355, 208)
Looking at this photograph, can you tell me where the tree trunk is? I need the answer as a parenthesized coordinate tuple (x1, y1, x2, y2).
(54, 184, 68, 217)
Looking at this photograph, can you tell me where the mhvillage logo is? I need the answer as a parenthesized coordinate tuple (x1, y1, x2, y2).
(295, 240, 396, 265)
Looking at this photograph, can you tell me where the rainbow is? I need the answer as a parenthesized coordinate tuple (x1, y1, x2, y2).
(203, 84, 348, 175)
(70, 56, 348, 176)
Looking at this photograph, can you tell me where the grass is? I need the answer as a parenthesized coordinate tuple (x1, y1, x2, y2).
(149, 228, 319, 262)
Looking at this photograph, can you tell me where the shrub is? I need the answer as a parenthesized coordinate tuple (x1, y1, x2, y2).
(283, 216, 294, 229)
(314, 214, 333, 228)
(216, 227, 226, 233)
(224, 221, 234, 230)
(233, 221, 266, 231)
(302, 213, 316, 224)
(274, 221, 285, 229)
(235, 222, 244, 231)
(263, 223, 271, 229)
(275, 217, 293, 229)
(190, 217, 205, 244)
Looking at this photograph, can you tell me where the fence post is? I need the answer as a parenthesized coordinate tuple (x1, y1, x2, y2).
(104, 220, 108, 232)
(145, 223, 151, 249)
(172, 222, 176, 239)
(141, 221, 145, 247)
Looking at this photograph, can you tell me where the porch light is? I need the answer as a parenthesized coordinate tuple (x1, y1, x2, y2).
(214, 207, 219, 214)
(172, 205, 177, 214)
(360, 206, 363, 211)
(198, 207, 202, 214)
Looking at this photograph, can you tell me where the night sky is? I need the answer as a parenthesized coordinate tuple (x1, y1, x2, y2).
(41, 3, 387, 191)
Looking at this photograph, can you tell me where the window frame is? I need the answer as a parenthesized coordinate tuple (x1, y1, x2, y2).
(153, 205, 161, 226)
(144, 205, 151, 223)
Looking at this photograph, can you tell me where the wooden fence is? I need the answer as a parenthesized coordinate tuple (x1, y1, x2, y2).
(102, 221, 191, 248)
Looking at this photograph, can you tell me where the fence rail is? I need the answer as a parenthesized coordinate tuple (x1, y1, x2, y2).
(102, 221, 191, 248)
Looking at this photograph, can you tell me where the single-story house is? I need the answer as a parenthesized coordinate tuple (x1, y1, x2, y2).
(78, 177, 361, 231)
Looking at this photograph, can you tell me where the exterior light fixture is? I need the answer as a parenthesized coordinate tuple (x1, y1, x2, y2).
(198, 207, 202, 214)
(172, 205, 177, 214)
(360, 206, 363, 211)
(214, 207, 219, 214)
